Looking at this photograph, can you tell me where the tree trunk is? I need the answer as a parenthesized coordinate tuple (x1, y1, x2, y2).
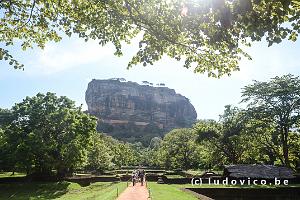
(266, 150, 276, 165)
(282, 126, 290, 167)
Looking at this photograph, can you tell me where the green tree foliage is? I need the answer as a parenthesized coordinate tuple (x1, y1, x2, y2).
(2, 1, 300, 76)
(242, 114, 300, 169)
(87, 133, 145, 172)
(194, 106, 250, 166)
(157, 128, 201, 170)
(149, 136, 162, 150)
(289, 132, 300, 169)
(87, 133, 113, 172)
(242, 74, 300, 167)
(139, 137, 162, 167)
(1, 93, 97, 177)
(0, 109, 17, 171)
(102, 135, 140, 168)
(0, 125, 7, 170)
(243, 118, 282, 165)
(0, 108, 12, 125)
(193, 119, 224, 168)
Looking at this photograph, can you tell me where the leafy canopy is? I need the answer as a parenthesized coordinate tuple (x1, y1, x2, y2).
(1, 92, 97, 176)
(195, 106, 249, 165)
(158, 128, 201, 170)
(242, 74, 300, 166)
(1, 0, 300, 77)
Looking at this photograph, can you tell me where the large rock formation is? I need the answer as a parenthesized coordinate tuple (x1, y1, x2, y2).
(85, 79, 197, 144)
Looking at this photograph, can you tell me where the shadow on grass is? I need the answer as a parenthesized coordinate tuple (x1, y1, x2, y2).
(0, 181, 70, 200)
(67, 177, 120, 187)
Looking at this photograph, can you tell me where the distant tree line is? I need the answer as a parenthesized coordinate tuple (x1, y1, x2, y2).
(0, 74, 300, 177)
(142, 81, 166, 87)
(148, 74, 300, 170)
(108, 78, 166, 87)
(0, 93, 142, 178)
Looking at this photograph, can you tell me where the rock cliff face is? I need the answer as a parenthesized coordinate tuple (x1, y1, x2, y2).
(85, 79, 197, 144)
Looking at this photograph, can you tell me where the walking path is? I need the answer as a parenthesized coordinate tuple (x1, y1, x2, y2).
(117, 182, 149, 200)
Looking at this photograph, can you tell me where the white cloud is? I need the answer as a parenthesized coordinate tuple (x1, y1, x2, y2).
(232, 40, 300, 82)
(26, 38, 115, 75)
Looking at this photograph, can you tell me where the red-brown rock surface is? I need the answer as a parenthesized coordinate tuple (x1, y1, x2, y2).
(85, 79, 197, 144)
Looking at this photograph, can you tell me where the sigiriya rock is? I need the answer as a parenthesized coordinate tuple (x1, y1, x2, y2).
(85, 79, 197, 145)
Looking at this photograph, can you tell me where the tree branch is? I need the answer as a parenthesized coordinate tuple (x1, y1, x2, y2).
(14, 0, 36, 31)
(124, 0, 196, 52)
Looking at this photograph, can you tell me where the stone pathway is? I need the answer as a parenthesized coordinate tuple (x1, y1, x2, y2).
(117, 182, 149, 200)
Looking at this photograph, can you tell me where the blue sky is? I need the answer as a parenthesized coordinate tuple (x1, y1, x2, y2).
(1, 35, 300, 120)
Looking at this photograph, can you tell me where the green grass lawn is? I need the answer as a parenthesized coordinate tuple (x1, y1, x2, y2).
(1, 180, 298, 200)
(147, 182, 198, 200)
(0, 181, 127, 200)
(0, 172, 26, 178)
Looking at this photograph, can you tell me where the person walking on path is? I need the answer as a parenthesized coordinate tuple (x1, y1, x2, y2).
(139, 169, 145, 186)
(132, 170, 136, 186)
